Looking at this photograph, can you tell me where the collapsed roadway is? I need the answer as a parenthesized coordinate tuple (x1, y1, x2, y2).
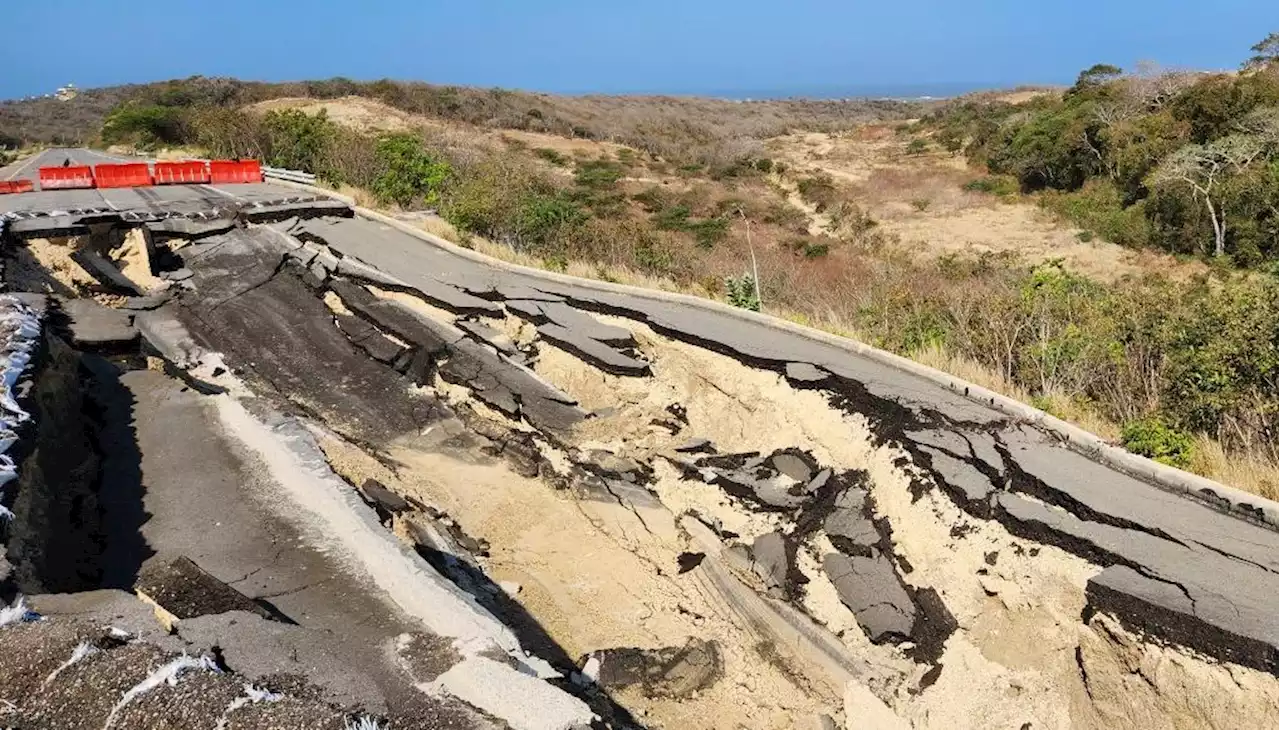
(0, 148, 1274, 730)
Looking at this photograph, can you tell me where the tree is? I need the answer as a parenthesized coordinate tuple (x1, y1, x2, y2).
(1148, 134, 1267, 256)
(1244, 32, 1279, 71)
(1069, 64, 1123, 96)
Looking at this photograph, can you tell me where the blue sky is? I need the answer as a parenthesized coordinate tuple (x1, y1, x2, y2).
(0, 0, 1273, 99)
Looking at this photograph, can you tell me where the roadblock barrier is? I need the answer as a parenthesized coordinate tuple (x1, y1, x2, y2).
(209, 159, 263, 184)
(153, 160, 212, 185)
(93, 163, 153, 188)
(38, 166, 95, 190)
(0, 180, 34, 194)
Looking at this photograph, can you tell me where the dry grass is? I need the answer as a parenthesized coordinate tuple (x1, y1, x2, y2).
(765, 128, 1211, 283)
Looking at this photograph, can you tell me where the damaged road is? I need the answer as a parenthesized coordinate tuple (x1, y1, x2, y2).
(0, 158, 1275, 730)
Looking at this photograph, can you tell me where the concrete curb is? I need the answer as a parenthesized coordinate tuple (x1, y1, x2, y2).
(264, 177, 1279, 529)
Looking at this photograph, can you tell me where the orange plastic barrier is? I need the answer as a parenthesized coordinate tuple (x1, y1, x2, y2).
(38, 166, 95, 190)
(0, 180, 34, 194)
(94, 163, 153, 189)
(209, 159, 263, 184)
(153, 160, 211, 185)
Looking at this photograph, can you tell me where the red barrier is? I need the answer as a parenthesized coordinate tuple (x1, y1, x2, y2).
(209, 159, 263, 184)
(153, 160, 211, 185)
(0, 180, 34, 194)
(94, 163, 153, 189)
(38, 166, 95, 190)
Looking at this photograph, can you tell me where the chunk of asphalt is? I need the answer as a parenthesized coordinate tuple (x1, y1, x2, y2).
(822, 552, 916, 643)
(783, 361, 831, 385)
(333, 313, 407, 365)
(581, 638, 723, 699)
(825, 487, 880, 550)
(710, 468, 808, 511)
(917, 445, 999, 516)
(455, 318, 518, 355)
(538, 301, 634, 346)
(58, 298, 138, 349)
(675, 437, 715, 454)
(1086, 565, 1277, 674)
(771, 452, 813, 483)
(68, 248, 144, 295)
(995, 491, 1278, 673)
(536, 322, 650, 377)
(134, 556, 272, 627)
(121, 290, 173, 311)
(806, 468, 833, 494)
(159, 267, 194, 282)
(751, 532, 791, 596)
(357, 478, 411, 520)
(504, 299, 546, 321)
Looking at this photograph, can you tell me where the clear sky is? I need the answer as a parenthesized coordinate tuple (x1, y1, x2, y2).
(0, 0, 1274, 99)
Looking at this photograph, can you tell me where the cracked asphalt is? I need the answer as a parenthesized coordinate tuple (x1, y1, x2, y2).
(0, 153, 1275, 729)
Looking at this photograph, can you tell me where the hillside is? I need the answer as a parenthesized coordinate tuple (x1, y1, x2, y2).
(0, 76, 923, 164)
(1, 47, 1276, 497)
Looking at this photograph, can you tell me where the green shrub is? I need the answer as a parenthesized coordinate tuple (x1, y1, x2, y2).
(1121, 418, 1195, 468)
(725, 274, 761, 311)
(687, 217, 729, 248)
(631, 187, 669, 213)
(574, 159, 623, 189)
(910, 198, 931, 212)
(533, 147, 569, 166)
(1075, 230, 1094, 242)
(1041, 181, 1151, 248)
(802, 242, 830, 258)
(653, 205, 692, 231)
(796, 174, 840, 211)
(754, 158, 774, 173)
(962, 175, 1019, 197)
(371, 134, 452, 207)
(262, 108, 336, 174)
(905, 138, 930, 155)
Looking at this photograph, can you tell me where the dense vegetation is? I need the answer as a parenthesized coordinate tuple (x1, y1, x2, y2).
(924, 34, 1279, 267)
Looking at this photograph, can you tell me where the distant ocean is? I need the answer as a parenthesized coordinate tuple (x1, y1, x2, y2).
(565, 81, 1011, 101)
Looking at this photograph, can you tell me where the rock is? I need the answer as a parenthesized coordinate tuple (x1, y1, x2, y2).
(498, 581, 522, 597)
(822, 552, 916, 643)
(751, 532, 790, 595)
(59, 298, 137, 349)
(814, 714, 840, 730)
(771, 452, 813, 482)
(581, 638, 723, 699)
(784, 361, 831, 385)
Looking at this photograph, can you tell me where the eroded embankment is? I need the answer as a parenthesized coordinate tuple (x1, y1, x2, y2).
(9, 212, 1272, 730)
(189, 218, 1276, 730)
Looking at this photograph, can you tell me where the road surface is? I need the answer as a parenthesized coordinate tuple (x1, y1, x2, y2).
(0, 148, 1274, 729)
